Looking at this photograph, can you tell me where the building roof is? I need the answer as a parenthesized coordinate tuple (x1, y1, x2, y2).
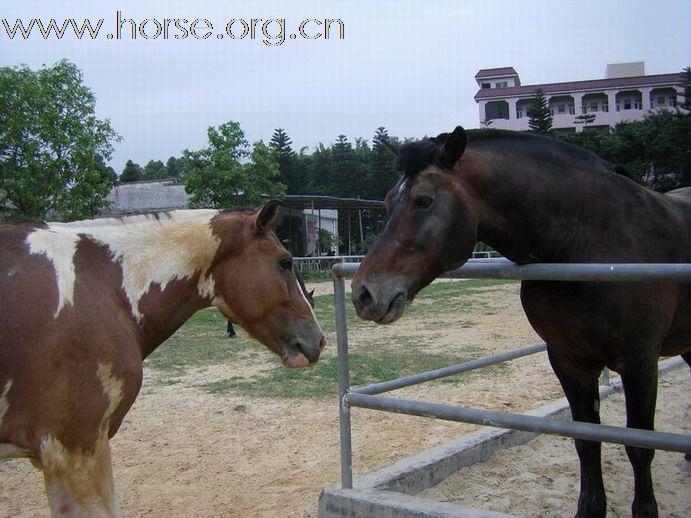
(474, 72, 682, 101)
(103, 180, 385, 216)
(276, 194, 384, 211)
(475, 67, 519, 79)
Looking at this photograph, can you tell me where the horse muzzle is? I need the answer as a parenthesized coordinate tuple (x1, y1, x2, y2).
(352, 275, 410, 324)
(281, 325, 326, 368)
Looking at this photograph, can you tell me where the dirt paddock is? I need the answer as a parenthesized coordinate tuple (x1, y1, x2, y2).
(0, 280, 688, 517)
(421, 365, 690, 517)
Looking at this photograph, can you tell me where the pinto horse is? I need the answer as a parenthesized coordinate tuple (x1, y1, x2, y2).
(352, 127, 691, 518)
(0, 201, 325, 517)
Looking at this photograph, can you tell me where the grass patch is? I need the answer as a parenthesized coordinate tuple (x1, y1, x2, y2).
(145, 278, 518, 398)
(197, 350, 506, 398)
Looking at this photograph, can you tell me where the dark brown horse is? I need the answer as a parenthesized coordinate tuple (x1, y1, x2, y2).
(352, 127, 691, 518)
(0, 201, 325, 517)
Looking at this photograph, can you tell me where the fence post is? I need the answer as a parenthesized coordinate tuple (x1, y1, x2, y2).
(333, 268, 353, 489)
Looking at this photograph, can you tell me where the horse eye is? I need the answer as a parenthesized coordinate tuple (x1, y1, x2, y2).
(279, 257, 293, 271)
(413, 196, 434, 210)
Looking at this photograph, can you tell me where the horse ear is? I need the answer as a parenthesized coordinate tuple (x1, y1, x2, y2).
(253, 200, 281, 234)
(308, 289, 315, 298)
(439, 126, 467, 169)
(380, 138, 400, 156)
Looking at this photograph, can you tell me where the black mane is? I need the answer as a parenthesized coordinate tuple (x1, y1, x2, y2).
(395, 129, 639, 184)
(394, 139, 440, 176)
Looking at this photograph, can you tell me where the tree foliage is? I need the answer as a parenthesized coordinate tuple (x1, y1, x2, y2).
(0, 60, 120, 220)
(527, 88, 553, 135)
(368, 127, 400, 199)
(680, 66, 691, 111)
(120, 159, 143, 182)
(119, 156, 184, 183)
(560, 104, 691, 190)
(270, 128, 300, 194)
(182, 121, 284, 208)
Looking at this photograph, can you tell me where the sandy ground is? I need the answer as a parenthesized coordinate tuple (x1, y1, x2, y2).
(421, 365, 691, 517)
(0, 280, 688, 517)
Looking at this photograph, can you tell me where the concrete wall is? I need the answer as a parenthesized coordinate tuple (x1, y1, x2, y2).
(106, 179, 189, 213)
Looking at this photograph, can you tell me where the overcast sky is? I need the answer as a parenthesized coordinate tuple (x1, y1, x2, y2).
(3, 0, 690, 172)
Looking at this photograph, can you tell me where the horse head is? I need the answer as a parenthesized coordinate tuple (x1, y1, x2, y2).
(210, 201, 325, 367)
(353, 126, 478, 324)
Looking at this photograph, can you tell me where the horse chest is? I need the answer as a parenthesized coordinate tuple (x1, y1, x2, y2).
(519, 281, 678, 363)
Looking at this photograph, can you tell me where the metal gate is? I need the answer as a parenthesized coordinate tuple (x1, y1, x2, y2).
(331, 258, 691, 489)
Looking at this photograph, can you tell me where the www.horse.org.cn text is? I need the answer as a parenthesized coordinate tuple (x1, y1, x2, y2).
(1, 12, 346, 46)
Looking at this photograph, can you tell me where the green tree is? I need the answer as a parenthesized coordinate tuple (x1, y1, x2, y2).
(120, 159, 143, 182)
(142, 159, 166, 180)
(527, 88, 553, 135)
(270, 128, 299, 194)
(680, 66, 691, 111)
(165, 156, 184, 180)
(330, 134, 369, 197)
(560, 98, 691, 190)
(182, 121, 284, 208)
(0, 60, 120, 220)
(304, 143, 332, 195)
(368, 127, 399, 199)
(574, 113, 596, 129)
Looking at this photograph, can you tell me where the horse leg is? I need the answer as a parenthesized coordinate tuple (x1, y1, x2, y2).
(43, 474, 79, 518)
(547, 348, 606, 518)
(39, 433, 121, 517)
(621, 360, 659, 518)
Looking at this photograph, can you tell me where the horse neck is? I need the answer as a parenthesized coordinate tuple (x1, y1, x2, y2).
(462, 145, 614, 263)
(80, 211, 223, 353)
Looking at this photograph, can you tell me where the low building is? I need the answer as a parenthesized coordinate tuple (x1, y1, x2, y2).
(474, 62, 683, 133)
(105, 178, 188, 213)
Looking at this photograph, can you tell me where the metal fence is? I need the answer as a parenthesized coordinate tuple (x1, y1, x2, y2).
(294, 256, 364, 274)
(295, 251, 500, 274)
(331, 258, 691, 489)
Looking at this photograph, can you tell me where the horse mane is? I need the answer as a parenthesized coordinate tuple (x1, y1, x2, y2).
(394, 139, 440, 175)
(49, 209, 220, 229)
(395, 129, 641, 185)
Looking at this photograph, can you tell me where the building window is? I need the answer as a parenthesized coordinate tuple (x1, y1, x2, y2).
(495, 81, 508, 88)
(656, 96, 666, 107)
(481, 82, 491, 89)
(669, 98, 677, 107)
(602, 102, 609, 112)
(517, 109, 523, 119)
(568, 103, 575, 115)
(484, 100, 510, 120)
(634, 100, 642, 109)
(557, 103, 566, 114)
(590, 102, 599, 113)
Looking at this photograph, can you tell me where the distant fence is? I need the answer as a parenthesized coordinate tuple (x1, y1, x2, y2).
(294, 256, 364, 274)
(296, 251, 500, 273)
(331, 258, 691, 489)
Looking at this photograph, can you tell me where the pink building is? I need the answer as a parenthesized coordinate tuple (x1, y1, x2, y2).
(474, 62, 683, 133)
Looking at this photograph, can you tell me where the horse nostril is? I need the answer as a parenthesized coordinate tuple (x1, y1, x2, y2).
(358, 285, 373, 307)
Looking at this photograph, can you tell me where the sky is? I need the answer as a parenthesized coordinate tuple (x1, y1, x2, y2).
(2, 0, 690, 173)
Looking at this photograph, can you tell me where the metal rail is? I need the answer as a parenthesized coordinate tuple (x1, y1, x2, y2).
(332, 260, 691, 490)
(333, 258, 691, 282)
